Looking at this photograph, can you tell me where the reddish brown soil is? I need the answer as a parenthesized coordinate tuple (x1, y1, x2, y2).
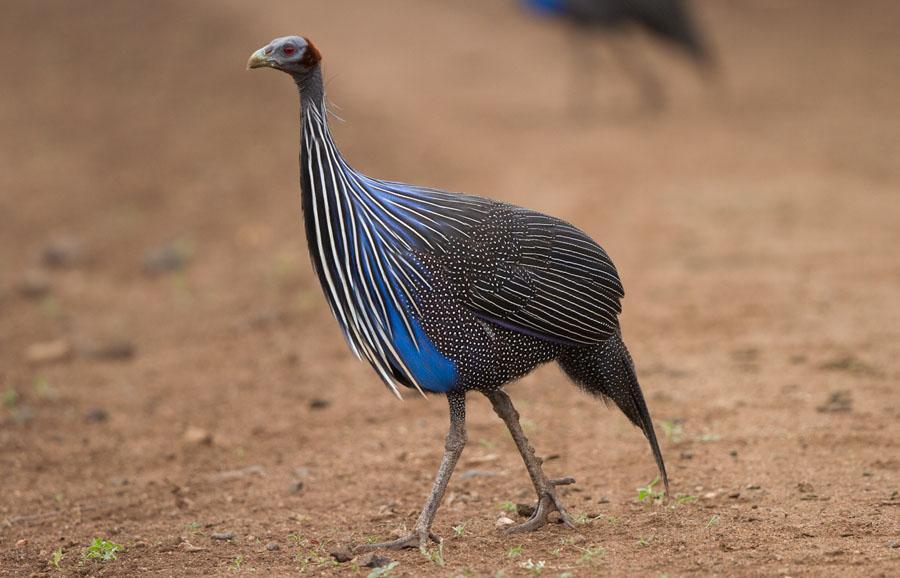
(2, 1, 899, 576)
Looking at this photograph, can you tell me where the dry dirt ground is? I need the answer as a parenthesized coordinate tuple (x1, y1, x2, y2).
(2, 1, 899, 576)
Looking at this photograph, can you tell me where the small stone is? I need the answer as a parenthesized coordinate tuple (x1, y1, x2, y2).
(357, 553, 391, 568)
(797, 482, 814, 494)
(41, 237, 86, 269)
(308, 398, 330, 410)
(17, 271, 50, 299)
(26, 340, 72, 365)
(816, 391, 853, 413)
(85, 408, 108, 423)
(184, 427, 213, 445)
(15, 538, 28, 548)
(144, 243, 191, 275)
(728, 491, 741, 499)
(330, 546, 353, 563)
(888, 540, 899, 549)
(81, 340, 136, 361)
(495, 516, 515, 527)
(679, 451, 693, 460)
(729, 450, 738, 458)
(180, 540, 205, 552)
(746, 484, 761, 490)
(211, 532, 234, 541)
(289, 480, 304, 493)
(266, 542, 280, 551)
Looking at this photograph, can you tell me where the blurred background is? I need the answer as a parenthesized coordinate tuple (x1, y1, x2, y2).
(1, 0, 898, 575)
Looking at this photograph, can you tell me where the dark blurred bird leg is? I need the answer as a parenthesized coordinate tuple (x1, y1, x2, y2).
(568, 26, 596, 119)
(488, 389, 576, 533)
(354, 391, 467, 552)
(608, 32, 664, 112)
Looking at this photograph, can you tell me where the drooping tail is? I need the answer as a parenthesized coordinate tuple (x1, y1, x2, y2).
(558, 330, 669, 494)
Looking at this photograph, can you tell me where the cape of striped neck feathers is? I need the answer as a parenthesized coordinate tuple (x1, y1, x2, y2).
(300, 99, 489, 398)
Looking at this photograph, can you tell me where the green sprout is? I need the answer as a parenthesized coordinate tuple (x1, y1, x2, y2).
(658, 420, 684, 443)
(49, 547, 64, 570)
(636, 476, 665, 503)
(82, 538, 123, 562)
(507, 544, 524, 558)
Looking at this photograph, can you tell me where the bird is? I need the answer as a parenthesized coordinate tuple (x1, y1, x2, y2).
(523, 0, 714, 112)
(248, 35, 668, 551)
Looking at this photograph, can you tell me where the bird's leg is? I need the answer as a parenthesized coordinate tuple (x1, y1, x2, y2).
(568, 26, 597, 119)
(354, 391, 467, 552)
(487, 389, 576, 533)
(608, 32, 665, 113)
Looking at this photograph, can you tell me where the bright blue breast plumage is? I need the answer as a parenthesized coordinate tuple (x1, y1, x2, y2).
(301, 105, 464, 396)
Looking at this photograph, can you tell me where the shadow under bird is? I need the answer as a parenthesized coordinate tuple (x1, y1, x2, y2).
(524, 0, 714, 111)
(248, 35, 668, 551)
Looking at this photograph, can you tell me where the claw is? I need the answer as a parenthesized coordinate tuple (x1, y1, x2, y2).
(504, 475, 577, 534)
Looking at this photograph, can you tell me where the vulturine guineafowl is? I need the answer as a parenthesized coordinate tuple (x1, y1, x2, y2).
(248, 36, 668, 551)
(524, 0, 714, 112)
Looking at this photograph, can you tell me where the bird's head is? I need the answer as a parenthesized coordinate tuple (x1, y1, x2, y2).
(247, 36, 321, 75)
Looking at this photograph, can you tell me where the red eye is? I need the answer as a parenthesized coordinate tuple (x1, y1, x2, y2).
(282, 45, 296, 56)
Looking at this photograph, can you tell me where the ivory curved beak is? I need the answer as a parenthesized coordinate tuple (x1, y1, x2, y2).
(247, 48, 271, 70)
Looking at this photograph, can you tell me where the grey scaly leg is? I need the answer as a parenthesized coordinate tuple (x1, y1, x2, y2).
(487, 389, 576, 533)
(355, 390, 467, 552)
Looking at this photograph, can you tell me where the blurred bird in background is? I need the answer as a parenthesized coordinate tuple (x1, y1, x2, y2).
(249, 35, 667, 551)
(523, 0, 714, 113)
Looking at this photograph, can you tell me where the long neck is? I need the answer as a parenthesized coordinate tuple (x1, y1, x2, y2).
(294, 65, 325, 118)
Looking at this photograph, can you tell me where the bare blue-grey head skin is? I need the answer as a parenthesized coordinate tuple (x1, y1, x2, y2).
(247, 36, 315, 73)
(247, 35, 668, 553)
(248, 36, 324, 102)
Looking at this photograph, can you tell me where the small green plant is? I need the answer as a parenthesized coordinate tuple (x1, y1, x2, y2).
(185, 521, 202, 533)
(521, 559, 545, 576)
(452, 523, 466, 538)
(2, 387, 19, 408)
(507, 544, 524, 558)
(706, 515, 720, 528)
(82, 538, 123, 562)
(577, 545, 605, 565)
(33, 377, 58, 401)
(290, 534, 338, 572)
(228, 555, 243, 571)
(637, 536, 650, 547)
(367, 561, 400, 578)
(477, 439, 495, 450)
(636, 476, 665, 503)
(673, 494, 697, 506)
(499, 501, 518, 512)
(696, 433, 721, 443)
(658, 420, 684, 443)
(48, 547, 64, 570)
(423, 541, 445, 566)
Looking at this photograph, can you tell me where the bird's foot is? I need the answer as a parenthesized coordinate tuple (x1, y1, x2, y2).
(506, 477, 577, 534)
(353, 529, 441, 553)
